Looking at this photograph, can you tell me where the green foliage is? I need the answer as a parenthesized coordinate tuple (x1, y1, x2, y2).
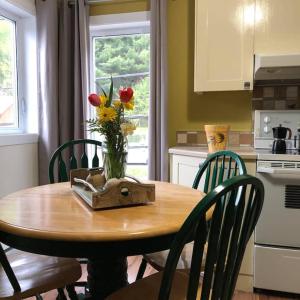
(94, 34, 150, 77)
(0, 18, 14, 95)
(94, 33, 150, 117)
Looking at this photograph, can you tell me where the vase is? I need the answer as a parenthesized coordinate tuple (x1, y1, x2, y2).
(103, 149, 127, 180)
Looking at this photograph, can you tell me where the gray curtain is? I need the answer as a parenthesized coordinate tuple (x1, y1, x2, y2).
(148, 0, 168, 181)
(36, 0, 89, 184)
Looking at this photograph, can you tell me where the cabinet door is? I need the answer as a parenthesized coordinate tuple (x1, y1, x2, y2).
(254, 0, 300, 54)
(194, 0, 254, 92)
(170, 154, 206, 189)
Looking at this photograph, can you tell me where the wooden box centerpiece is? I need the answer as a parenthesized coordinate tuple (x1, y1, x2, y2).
(70, 168, 155, 210)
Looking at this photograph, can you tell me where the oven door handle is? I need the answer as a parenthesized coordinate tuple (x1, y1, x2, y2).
(257, 167, 300, 175)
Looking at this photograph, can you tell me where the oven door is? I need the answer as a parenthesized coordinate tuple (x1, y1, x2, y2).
(256, 164, 300, 248)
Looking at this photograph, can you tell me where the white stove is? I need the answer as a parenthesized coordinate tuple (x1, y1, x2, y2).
(254, 110, 300, 295)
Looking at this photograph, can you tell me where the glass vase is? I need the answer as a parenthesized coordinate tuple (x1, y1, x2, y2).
(103, 149, 127, 180)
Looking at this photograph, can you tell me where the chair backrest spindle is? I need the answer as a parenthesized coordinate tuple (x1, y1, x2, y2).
(58, 153, 68, 182)
(80, 143, 88, 168)
(49, 139, 102, 183)
(92, 144, 100, 168)
(69, 145, 78, 170)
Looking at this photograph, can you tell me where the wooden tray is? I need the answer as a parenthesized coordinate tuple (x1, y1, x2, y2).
(70, 168, 155, 210)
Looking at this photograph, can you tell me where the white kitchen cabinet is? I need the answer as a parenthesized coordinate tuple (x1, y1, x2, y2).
(254, 0, 300, 54)
(170, 154, 206, 189)
(194, 0, 255, 92)
(170, 152, 256, 292)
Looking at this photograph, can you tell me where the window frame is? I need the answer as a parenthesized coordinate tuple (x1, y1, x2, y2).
(0, 9, 21, 132)
(89, 12, 150, 177)
(89, 11, 150, 120)
(0, 3, 37, 136)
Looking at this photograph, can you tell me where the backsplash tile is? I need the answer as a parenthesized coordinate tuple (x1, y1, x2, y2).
(176, 131, 253, 147)
(197, 131, 207, 144)
(286, 86, 298, 98)
(262, 100, 274, 110)
(239, 133, 253, 146)
(252, 84, 300, 111)
(176, 132, 187, 144)
(275, 100, 286, 110)
(186, 132, 198, 145)
(263, 87, 275, 98)
(228, 132, 240, 146)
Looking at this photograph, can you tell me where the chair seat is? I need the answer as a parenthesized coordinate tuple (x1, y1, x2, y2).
(145, 242, 207, 270)
(0, 249, 82, 300)
(107, 270, 204, 300)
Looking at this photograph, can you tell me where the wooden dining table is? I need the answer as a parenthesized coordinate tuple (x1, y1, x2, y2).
(0, 181, 206, 299)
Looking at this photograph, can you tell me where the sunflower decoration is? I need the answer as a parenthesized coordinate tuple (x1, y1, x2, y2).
(207, 133, 225, 146)
(215, 133, 225, 144)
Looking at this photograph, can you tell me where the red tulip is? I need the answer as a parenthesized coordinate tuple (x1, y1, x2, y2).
(119, 87, 134, 103)
(88, 93, 100, 106)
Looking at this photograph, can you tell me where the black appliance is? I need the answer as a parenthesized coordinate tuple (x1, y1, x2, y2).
(272, 124, 292, 154)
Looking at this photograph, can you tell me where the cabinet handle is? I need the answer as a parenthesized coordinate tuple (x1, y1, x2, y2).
(244, 82, 251, 90)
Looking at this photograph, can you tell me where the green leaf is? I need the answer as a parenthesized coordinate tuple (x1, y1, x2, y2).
(101, 87, 107, 98)
(107, 76, 114, 107)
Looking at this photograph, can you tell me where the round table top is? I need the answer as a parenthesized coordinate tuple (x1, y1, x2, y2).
(0, 181, 206, 243)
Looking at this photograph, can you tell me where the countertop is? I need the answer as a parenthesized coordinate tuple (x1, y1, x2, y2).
(169, 146, 257, 160)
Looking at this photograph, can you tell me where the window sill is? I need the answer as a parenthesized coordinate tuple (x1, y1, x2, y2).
(0, 133, 38, 147)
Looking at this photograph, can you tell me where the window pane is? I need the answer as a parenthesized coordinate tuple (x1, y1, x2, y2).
(0, 16, 18, 128)
(93, 33, 150, 179)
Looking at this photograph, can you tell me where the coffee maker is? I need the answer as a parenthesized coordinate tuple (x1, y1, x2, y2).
(272, 124, 292, 154)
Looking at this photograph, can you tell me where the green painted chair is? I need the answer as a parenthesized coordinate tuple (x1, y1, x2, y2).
(48, 139, 102, 293)
(107, 174, 265, 300)
(49, 139, 102, 183)
(136, 150, 247, 280)
(0, 243, 81, 300)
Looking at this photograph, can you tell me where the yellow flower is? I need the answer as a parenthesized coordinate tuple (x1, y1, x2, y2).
(113, 100, 122, 108)
(100, 95, 108, 106)
(120, 122, 136, 136)
(123, 99, 134, 110)
(97, 106, 117, 122)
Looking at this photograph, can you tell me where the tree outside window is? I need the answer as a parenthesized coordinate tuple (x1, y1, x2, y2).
(0, 16, 18, 128)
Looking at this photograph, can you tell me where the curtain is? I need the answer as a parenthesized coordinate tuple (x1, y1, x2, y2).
(36, 0, 89, 184)
(148, 0, 168, 181)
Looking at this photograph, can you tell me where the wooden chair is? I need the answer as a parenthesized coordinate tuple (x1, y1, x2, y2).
(136, 150, 247, 280)
(0, 244, 81, 300)
(49, 139, 102, 183)
(107, 174, 265, 300)
(48, 139, 103, 292)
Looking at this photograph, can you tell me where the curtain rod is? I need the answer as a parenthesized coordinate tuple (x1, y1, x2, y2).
(68, 0, 144, 5)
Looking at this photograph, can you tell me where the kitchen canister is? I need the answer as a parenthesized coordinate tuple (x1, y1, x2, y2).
(204, 124, 230, 153)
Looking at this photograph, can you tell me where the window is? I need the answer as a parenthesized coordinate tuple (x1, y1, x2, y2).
(90, 13, 150, 179)
(0, 4, 37, 136)
(0, 15, 18, 129)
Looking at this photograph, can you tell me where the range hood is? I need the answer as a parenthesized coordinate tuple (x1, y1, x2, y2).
(254, 54, 300, 81)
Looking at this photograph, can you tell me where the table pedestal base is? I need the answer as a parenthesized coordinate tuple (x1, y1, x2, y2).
(87, 257, 128, 299)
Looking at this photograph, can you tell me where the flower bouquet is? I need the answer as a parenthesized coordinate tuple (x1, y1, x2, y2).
(87, 78, 136, 179)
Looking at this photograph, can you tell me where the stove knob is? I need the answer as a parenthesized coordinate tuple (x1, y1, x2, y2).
(264, 116, 271, 124)
(264, 125, 271, 134)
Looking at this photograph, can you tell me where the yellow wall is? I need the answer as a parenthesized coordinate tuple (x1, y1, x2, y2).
(90, 0, 253, 147)
(90, 0, 149, 16)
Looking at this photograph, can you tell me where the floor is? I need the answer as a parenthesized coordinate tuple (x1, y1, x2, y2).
(28, 256, 299, 300)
